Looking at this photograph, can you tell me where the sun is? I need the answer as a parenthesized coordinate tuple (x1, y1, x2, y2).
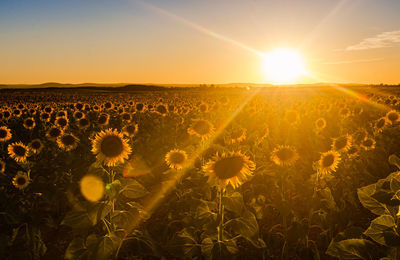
(261, 48, 308, 84)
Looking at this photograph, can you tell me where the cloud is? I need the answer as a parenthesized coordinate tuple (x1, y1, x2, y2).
(346, 30, 400, 51)
(322, 58, 383, 65)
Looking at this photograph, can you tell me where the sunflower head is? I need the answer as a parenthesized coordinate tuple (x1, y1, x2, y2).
(361, 138, 376, 151)
(203, 151, 255, 189)
(270, 145, 299, 167)
(332, 134, 352, 152)
(73, 111, 85, 120)
(23, 118, 36, 130)
(97, 113, 110, 126)
(188, 119, 214, 140)
(40, 112, 51, 122)
(375, 117, 387, 132)
(29, 139, 44, 154)
(319, 151, 341, 175)
(78, 118, 90, 129)
(92, 129, 132, 167)
(122, 124, 138, 137)
(0, 126, 12, 142)
(8, 142, 29, 163)
(165, 149, 188, 170)
(228, 128, 247, 144)
(386, 110, 400, 124)
(12, 171, 30, 190)
(47, 127, 63, 141)
(57, 133, 79, 151)
(55, 117, 69, 129)
(315, 118, 326, 131)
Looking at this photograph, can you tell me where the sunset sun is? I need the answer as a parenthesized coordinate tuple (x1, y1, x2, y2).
(261, 48, 308, 84)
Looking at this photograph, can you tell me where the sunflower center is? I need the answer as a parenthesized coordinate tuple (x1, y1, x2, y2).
(388, 112, 398, 122)
(276, 148, 295, 161)
(322, 154, 334, 167)
(31, 141, 41, 149)
(334, 137, 348, 150)
(62, 135, 76, 146)
(79, 118, 89, 126)
(0, 129, 7, 138)
(193, 121, 211, 135)
(57, 118, 67, 127)
(213, 156, 245, 180)
(363, 139, 373, 147)
(169, 152, 185, 164)
(100, 136, 123, 157)
(98, 115, 108, 124)
(377, 119, 385, 128)
(13, 145, 26, 156)
(25, 119, 34, 126)
(17, 177, 26, 185)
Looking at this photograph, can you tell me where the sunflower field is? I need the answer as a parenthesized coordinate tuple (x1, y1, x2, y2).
(1, 86, 400, 259)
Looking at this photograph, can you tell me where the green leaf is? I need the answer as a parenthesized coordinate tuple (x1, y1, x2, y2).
(223, 192, 244, 215)
(87, 202, 112, 225)
(120, 179, 149, 199)
(326, 238, 384, 260)
(358, 184, 389, 215)
(61, 210, 92, 230)
(225, 210, 259, 240)
(93, 233, 121, 260)
(65, 238, 88, 260)
(364, 215, 400, 246)
(390, 173, 400, 192)
(211, 240, 238, 260)
(111, 209, 139, 230)
(104, 180, 122, 200)
(167, 228, 200, 258)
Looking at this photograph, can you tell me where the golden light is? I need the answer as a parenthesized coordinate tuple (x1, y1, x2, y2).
(261, 48, 308, 84)
(80, 175, 105, 202)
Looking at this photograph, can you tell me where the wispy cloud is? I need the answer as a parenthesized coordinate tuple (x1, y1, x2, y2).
(322, 58, 383, 65)
(346, 30, 400, 51)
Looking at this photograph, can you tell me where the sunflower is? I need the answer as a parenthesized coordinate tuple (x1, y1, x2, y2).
(57, 133, 79, 151)
(46, 127, 63, 141)
(347, 145, 360, 159)
(361, 138, 376, 151)
(0, 126, 12, 142)
(23, 117, 36, 130)
(92, 129, 132, 166)
(318, 151, 341, 175)
(285, 110, 300, 125)
(339, 107, 350, 118)
(29, 139, 44, 154)
(331, 134, 352, 152)
(199, 103, 209, 113)
(55, 117, 69, 129)
(12, 171, 30, 190)
(270, 145, 299, 166)
(155, 104, 168, 116)
(203, 151, 255, 189)
(121, 112, 132, 122)
(375, 117, 387, 133)
(386, 110, 400, 124)
(122, 124, 138, 137)
(56, 110, 67, 118)
(228, 128, 247, 144)
(165, 149, 188, 170)
(0, 160, 5, 174)
(8, 142, 29, 163)
(77, 118, 90, 129)
(40, 112, 51, 122)
(73, 111, 85, 120)
(315, 118, 326, 131)
(187, 119, 214, 140)
(97, 113, 110, 126)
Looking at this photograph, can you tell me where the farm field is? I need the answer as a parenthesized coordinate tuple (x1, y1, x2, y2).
(1, 85, 400, 259)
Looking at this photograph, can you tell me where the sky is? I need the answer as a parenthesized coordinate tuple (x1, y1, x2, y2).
(0, 0, 399, 85)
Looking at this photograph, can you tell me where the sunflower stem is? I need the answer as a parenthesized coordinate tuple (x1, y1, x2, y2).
(217, 187, 224, 242)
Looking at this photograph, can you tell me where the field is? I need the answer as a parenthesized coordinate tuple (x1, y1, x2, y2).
(2, 85, 400, 259)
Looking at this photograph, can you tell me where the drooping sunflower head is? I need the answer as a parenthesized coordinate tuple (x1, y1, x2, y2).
(203, 151, 255, 189)
(386, 110, 400, 124)
(57, 133, 79, 151)
(23, 117, 36, 130)
(8, 142, 29, 163)
(46, 127, 63, 141)
(270, 145, 299, 166)
(12, 171, 30, 190)
(0, 126, 12, 142)
(92, 129, 132, 167)
(29, 139, 44, 154)
(331, 134, 352, 152)
(318, 151, 341, 175)
(361, 137, 376, 151)
(165, 149, 188, 170)
(375, 117, 387, 133)
(187, 119, 214, 140)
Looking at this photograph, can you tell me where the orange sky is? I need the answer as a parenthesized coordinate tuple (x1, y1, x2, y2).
(0, 0, 399, 85)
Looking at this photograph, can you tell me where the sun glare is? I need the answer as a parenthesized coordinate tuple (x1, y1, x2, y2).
(261, 48, 308, 84)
